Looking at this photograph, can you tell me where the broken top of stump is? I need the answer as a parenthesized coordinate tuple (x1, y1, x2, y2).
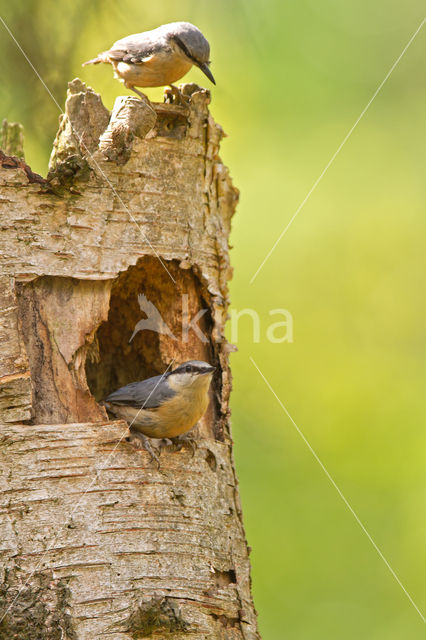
(48, 78, 213, 183)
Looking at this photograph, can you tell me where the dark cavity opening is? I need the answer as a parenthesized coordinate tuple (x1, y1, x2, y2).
(85, 256, 214, 402)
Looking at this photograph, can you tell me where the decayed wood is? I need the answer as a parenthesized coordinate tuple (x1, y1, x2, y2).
(0, 276, 31, 422)
(16, 276, 111, 424)
(98, 96, 157, 164)
(0, 78, 258, 639)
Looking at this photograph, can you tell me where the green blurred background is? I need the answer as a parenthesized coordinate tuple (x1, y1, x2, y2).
(1, 1, 425, 637)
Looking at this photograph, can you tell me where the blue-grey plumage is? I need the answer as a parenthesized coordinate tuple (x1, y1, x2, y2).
(82, 22, 215, 98)
(103, 360, 215, 440)
(105, 374, 176, 409)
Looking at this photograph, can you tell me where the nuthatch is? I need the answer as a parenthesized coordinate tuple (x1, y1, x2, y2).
(102, 360, 215, 459)
(83, 21, 215, 99)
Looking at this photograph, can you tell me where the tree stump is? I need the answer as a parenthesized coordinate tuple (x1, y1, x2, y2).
(0, 79, 259, 639)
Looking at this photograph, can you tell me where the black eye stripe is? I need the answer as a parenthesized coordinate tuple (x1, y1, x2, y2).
(173, 35, 199, 64)
(172, 363, 214, 375)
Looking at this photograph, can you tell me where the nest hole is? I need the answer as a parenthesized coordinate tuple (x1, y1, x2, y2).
(85, 256, 214, 402)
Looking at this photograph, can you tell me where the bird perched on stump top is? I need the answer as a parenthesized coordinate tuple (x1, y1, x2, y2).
(102, 360, 215, 462)
(83, 21, 215, 100)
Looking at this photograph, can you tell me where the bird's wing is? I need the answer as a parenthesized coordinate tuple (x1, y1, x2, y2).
(107, 32, 171, 64)
(105, 374, 176, 409)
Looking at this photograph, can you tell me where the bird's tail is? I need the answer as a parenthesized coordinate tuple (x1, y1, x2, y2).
(82, 52, 108, 66)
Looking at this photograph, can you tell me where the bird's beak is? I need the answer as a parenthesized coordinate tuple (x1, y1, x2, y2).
(197, 62, 216, 85)
(202, 364, 216, 375)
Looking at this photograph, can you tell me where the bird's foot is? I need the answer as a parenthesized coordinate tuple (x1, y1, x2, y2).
(169, 431, 197, 457)
(164, 84, 190, 106)
(128, 85, 150, 102)
(127, 430, 161, 467)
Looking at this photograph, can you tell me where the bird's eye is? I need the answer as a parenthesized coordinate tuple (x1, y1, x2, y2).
(185, 365, 192, 373)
